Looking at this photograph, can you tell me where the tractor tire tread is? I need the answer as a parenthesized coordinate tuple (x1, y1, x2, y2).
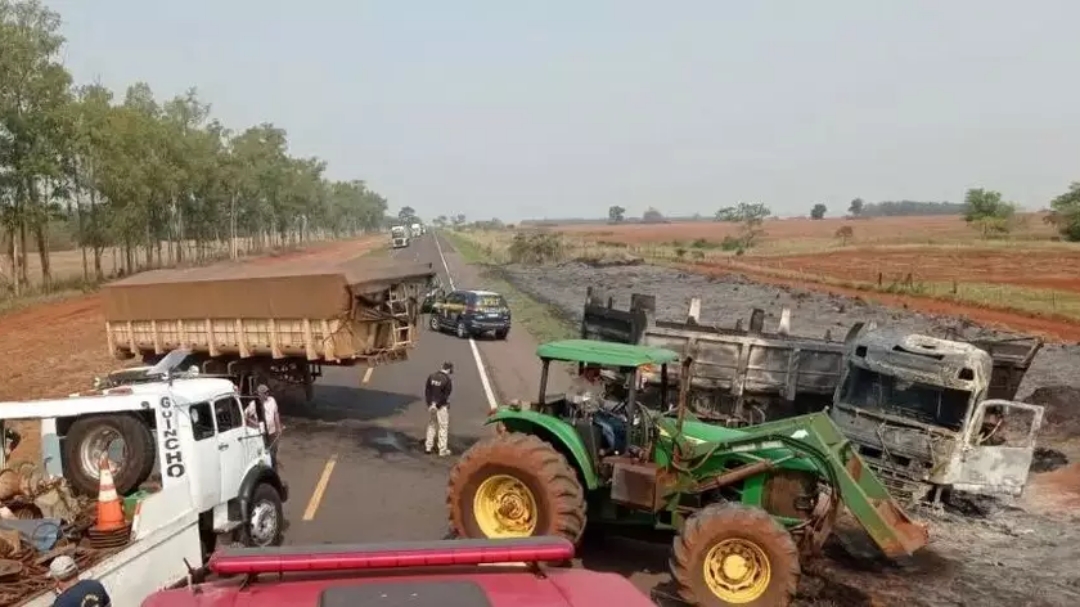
(447, 432, 586, 543)
(670, 502, 800, 607)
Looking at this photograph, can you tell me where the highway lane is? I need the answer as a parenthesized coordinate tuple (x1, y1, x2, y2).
(276, 233, 497, 543)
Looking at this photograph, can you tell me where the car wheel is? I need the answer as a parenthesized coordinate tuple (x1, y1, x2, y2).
(495, 329, 509, 340)
(429, 315, 440, 331)
(456, 321, 468, 339)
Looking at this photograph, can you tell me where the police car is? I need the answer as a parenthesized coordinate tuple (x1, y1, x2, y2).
(422, 289, 512, 340)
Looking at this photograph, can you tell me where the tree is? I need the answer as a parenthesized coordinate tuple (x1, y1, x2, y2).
(398, 206, 416, 222)
(810, 204, 827, 220)
(714, 206, 739, 222)
(848, 198, 864, 217)
(452, 214, 466, 227)
(433, 215, 448, 228)
(642, 207, 665, 223)
(0, 0, 393, 299)
(608, 205, 625, 223)
(1047, 182, 1080, 241)
(835, 225, 854, 246)
(962, 188, 1017, 237)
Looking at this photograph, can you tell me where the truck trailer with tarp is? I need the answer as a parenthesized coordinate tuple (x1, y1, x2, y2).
(100, 255, 437, 403)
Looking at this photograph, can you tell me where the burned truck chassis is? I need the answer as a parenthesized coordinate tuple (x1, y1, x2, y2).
(580, 288, 1045, 505)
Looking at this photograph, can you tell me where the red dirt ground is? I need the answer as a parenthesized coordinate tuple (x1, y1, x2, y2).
(676, 262, 1080, 343)
(762, 247, 1080, 293)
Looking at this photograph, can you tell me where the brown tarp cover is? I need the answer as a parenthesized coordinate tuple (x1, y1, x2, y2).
(103, 256, 436, 321)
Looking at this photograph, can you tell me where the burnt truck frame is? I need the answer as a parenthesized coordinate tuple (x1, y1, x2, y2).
(580, 288, 1046, 504)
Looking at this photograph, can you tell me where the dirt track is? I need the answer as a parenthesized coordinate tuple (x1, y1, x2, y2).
(488, 259, 1080, 607)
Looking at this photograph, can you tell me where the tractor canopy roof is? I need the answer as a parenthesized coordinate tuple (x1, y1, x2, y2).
(536, 339, 679, 368)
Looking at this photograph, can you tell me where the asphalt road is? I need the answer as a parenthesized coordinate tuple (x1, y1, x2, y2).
(276, 232, 497, 544)
(272, 232, 674, 601)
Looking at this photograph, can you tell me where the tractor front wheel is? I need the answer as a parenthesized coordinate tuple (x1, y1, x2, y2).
(670, 503, 800, 607)
(447, 433, 586, 544)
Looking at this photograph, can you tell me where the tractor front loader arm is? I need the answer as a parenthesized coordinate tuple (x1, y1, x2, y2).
(678, 412, 930, 559)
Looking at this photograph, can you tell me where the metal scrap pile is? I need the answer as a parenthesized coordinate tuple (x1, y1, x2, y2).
(0, 464, 127, 606)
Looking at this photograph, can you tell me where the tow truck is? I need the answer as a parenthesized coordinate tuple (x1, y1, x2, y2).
(141, 536, 657, 607)
(4, 350, 288, 606)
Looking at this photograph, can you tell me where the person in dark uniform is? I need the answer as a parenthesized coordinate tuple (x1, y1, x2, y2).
(49, 555, 110, 606)
(424, 362, 454, 456)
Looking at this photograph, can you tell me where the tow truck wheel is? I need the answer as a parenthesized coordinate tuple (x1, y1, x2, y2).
(670, 503, 800, 607)
(241, 483, 284, 547)
(447, 432, 586, 544)
(62, 414, 155, 496)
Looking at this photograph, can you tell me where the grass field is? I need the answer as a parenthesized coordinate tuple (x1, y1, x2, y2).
(453, 213, 1080, 332)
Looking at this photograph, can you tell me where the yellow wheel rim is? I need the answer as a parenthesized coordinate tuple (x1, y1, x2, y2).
(472, 474, 539, 538)
(702, 538, 772, 604)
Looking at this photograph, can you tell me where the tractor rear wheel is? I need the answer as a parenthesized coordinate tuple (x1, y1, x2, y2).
(447, 432, 586, 544)
(670, 503, 800, 607)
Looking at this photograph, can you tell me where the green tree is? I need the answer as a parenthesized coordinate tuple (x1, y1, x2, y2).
(810, 204, 827, 220)
(0, 0, 394, 300)
(608, 205, 625, 223)
(963, 188, 1017, 237)
(848, 197, 864, 217)
(1046, 182, 1080, 241)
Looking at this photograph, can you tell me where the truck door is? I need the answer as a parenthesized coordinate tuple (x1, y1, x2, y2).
(954, 398, 1045, 497)
(212, 396, 249, 501)
(188, 402, 222, 510)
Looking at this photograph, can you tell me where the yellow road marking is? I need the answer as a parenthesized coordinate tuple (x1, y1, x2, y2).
(302, 456, 337, 521)
(362, 367, 374, 384)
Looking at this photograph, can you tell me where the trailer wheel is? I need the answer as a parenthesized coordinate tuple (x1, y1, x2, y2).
(670, 503, 800, 607)
(240, 483, 284, 547)
(62, 414, 155, 496)
(447, 433, 586, 544)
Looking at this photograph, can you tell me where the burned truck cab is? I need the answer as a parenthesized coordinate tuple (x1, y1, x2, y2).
(829, 328, 1044, 504)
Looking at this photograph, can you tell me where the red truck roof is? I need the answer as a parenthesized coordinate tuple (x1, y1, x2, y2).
(141, 537, 654, 607)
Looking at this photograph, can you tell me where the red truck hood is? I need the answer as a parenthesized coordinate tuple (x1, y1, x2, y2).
(142, 566, 652, 607)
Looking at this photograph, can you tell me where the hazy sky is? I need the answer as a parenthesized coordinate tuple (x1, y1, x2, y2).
(49, 1, 1080, 221)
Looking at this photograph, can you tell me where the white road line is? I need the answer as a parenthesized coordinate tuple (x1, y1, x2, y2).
(432, 233, 499, 411)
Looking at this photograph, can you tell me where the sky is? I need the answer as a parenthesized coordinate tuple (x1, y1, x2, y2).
(48, 0, 1080, 221)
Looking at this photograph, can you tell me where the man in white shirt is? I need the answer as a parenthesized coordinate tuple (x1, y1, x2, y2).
(246, 384, 282, 468)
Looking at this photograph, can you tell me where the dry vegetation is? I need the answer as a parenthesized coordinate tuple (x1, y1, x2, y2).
(454, 213, 1080, 340)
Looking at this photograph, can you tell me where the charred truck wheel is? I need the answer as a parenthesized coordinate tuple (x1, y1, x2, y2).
(447, 433, 586, 544)
(62, 414, 156, 496)
(670, 503, 801, 607)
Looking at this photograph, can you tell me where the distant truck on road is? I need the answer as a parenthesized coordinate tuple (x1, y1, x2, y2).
(101, 256, 436, 406)
(390, 225, 410, 248)
(410, 222, 424, 237)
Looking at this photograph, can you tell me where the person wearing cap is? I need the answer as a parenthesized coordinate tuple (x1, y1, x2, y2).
(424, 362, 454, 456)
(245, 384, 283, 468)
(49, 555, 110, 606)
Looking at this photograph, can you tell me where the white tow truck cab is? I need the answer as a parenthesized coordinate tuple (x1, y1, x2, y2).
(2, 351, 288, 606)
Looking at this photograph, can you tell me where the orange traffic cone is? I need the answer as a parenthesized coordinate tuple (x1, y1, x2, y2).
(92, 455, 125, 532)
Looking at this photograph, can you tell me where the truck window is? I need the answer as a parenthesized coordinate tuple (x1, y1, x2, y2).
(214, 397, 243, 432)
(840, 367, 970, 431)
(190, 402, 216, 441)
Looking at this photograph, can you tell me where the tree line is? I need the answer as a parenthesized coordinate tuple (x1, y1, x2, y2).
(1, 0, 390, 298)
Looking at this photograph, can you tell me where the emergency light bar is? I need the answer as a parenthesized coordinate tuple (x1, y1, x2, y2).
(208, 536, 574, 576)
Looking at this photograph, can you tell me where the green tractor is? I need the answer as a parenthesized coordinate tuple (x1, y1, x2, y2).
(447, 339, 929, 607)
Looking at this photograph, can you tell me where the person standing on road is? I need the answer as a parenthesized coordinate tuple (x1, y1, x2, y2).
(246, 384, 283, 468)
(424, 362, 454, 456)
(49, 554, 111, 606)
